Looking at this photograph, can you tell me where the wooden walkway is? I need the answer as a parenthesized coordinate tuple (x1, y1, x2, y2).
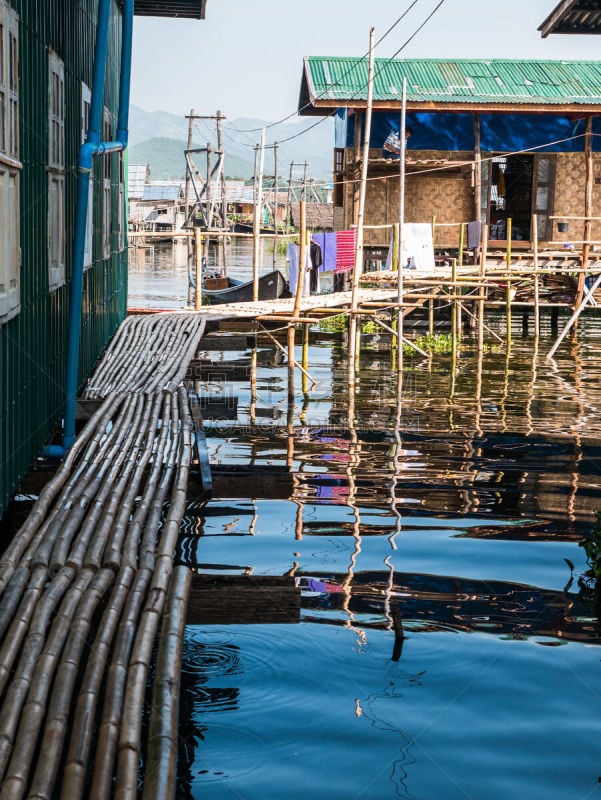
(0, 313, 208, 800)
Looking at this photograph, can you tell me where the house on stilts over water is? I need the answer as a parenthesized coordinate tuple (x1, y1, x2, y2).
(0, 0, 207, 522)
(298, 56, 601, 263)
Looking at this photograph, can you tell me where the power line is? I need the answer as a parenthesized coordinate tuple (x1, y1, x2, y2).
(229, 0, 424, 136)
(236, 0, 450, 150)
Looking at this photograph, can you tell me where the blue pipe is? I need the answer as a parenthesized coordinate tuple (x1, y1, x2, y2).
(47, 0, 134, 458)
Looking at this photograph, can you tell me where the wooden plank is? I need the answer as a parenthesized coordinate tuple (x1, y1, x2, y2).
(186, 575, 301, 625)
(199, 396, 238, 420)
(76, 399, 103, 420)
(197, 334, 250, 351)
(186, 360, 251, 381)
(188, 391, 213, 496)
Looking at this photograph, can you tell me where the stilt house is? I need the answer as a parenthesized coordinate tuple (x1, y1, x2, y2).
(0, 0, 207, 519)
(298, 57, 601, 254)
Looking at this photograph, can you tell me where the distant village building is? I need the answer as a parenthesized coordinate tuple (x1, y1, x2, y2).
(127, 165, 185, 233)
(298, 57, 601, 254)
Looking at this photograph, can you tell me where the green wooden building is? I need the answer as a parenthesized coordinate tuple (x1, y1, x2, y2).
(0, 0, 206, 519)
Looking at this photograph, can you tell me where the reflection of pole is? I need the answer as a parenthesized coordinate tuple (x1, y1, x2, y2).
(250, 342, 257, 426)
(506, 217, 512, 349)
(286, 331, 295, 469)
(532, 212, 540, 338)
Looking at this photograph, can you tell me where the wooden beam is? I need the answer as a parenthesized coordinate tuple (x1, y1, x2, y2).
(186, 575, 301, 625)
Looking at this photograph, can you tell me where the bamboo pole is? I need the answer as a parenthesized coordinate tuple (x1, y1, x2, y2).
(576, 115, 593, 314)
(252, 128, 266, 302)
(478, 223, 488, 355)
(397, 77, 407, 378)
(194, 227, 202, 310)
(350, 27, 375, 318)
(143, 566, 191, 800)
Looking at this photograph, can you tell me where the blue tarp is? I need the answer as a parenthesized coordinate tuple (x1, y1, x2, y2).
(339, 110, 601, 153)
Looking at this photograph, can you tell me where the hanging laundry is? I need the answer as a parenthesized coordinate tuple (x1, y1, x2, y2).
(335, 229, 355, 273)
(311, 232, 337, 272)
(309, 240, 322, 293)
(286, 242, 310, 297)
(467, 220, 481, 250)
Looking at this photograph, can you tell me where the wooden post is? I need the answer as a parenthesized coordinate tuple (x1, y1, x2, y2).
(293, 201, 307, 318)
(576, 115, 594, 314)
(451, 257, 458, 341)
(473, 114, 482, 226)
(478, 224, 488, 354)
(350, 27, 375, 316)
(532, 212, 540, 338)
(286, 161, 294, 232)
(392, 222, 399, 272)
(252, 128, 266, 302)
(458, 222, 465, 267)
(397, 77, 408, 376)
(194, 227, 202, 310)
(273, 141, 279, 267)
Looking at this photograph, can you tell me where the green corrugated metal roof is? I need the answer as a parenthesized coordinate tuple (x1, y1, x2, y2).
(301, 57, 601, 110)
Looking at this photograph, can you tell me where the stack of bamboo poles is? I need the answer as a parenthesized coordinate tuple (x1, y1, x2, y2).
(83, 313, 205, 399)
(0, 313, 206, 799)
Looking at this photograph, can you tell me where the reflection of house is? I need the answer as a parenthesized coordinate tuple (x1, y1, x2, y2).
(0, 1, 207, 520)
(298, 57, 601, 251)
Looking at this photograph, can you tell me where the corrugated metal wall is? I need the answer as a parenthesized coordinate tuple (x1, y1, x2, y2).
(0, 0, 128, 516)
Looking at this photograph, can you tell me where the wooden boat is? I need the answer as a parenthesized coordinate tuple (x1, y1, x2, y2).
(202, 269, 288, 304)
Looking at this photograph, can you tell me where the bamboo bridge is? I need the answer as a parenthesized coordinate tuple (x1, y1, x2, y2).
(0, 255, 600, 797)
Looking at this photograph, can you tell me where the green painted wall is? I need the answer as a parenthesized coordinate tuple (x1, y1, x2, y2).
(0, 0, 128, 516)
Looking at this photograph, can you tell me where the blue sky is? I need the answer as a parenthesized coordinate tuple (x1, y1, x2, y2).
(131, 0, 601, 122)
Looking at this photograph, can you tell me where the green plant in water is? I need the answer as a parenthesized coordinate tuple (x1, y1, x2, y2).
(318, 314, 348, 333)
(361, 320, 384, 334)
(415, 333, 457, 354)
(580, 511, 601, 578)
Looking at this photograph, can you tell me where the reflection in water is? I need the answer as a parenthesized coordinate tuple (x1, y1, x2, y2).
(176, 316, 601, 799)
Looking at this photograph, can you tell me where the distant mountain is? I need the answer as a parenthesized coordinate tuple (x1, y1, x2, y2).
(128, 105, 335, 182)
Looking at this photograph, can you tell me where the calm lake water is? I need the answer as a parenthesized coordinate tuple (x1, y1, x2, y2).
(130, 244, 601, 800)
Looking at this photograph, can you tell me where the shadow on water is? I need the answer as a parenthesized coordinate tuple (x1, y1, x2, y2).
(175, 317, 601, 800)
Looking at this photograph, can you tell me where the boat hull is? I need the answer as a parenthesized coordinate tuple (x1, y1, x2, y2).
(202, 270, 288, 304)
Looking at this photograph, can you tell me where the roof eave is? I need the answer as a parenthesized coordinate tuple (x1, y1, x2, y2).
(303, 98, 601, 115)
(539, 0, 592, 37)
(131, 0, 206, 18)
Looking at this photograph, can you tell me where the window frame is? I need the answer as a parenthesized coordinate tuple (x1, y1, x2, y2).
(102, 106, 112, 260)
(0, 0, 20, 323)
(47, 50, 65, 291)
(81, 81, 94, 268)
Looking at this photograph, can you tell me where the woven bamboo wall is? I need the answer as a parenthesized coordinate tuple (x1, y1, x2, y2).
(552, 152, 601, 244)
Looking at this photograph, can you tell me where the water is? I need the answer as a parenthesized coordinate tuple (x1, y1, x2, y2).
(129, 246, 601, 799)
(127, 236, 290, 309)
